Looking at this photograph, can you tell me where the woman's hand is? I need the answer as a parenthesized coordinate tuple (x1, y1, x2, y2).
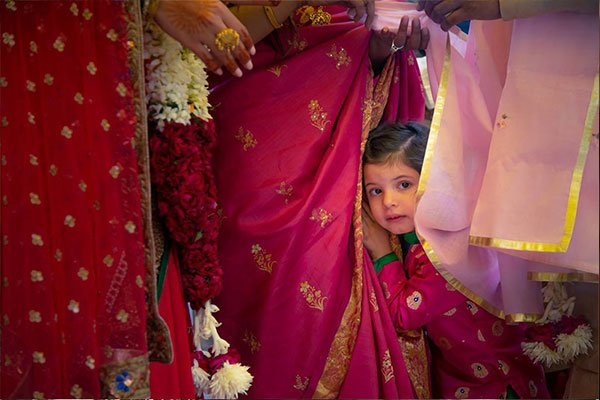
(306, 0, 376, 28)
(154, 0, 255, 77)
(369, 15, 430, 70)
(362, 202, 393, 261)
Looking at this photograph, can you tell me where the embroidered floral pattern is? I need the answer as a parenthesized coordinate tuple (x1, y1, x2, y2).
(235, 127, 257, 151)
(369, 288, 378, 312)
(30, 192, 41, 205)
(466, 300, 478, 315)
(293, 375, 309, 391)
(326, 44, 351, 69)
(300, 281, 327, 311)
(381, 349, 394, 383)
(310, 208, 333, 228)
(29, 310, 41, 323)
(32, 351, 46, 364)
(492, 320, 504, 336)
(268, 64, 287, 77)
(406, 290, 422, 310)
(496, 113, 508, 129)
(498, 360, 510, 375)
(31, 270, 43, 282)
(70, 384, 83, 398)
(308, 99, 330, 133)
(443, 307, 457, 316)
(251, 244, 276, 274)
(471, 362, 489, 378)
(115, 371, 134, 393)
(455, 386, 470, 399)
(243, 330, 261, 354)
(287, 31, 307, 52)
(275, 181, 293, 204)
(477, 329, 486, 342)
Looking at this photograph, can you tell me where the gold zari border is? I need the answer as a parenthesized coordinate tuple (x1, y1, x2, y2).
(528, 271, 599, 283)
(469, 71, 599, 252)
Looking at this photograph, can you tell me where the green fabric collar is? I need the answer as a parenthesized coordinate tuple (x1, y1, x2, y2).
(402, 231, 419, 244)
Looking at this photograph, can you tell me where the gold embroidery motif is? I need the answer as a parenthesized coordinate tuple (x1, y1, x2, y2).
(116, 82, 127, 97)
(109, 164, 122, 179)
(106, 29, 118, 42)
(477, 329, 486, 342)
(472, 362, 489, 378)
(268, 64, 287, 77)
(87, 62, 98, 75)
(0, 77, 6, 87)
(29, 310, 41, 323)
(294, 375, 309, 391)
(49, 164, 58, 176)
(78, 267, 89, 281)
(1, 116, 7, 127)
(296, 5, 331, 25)
(492, 320, 504, 336)
(28, 112, 36, 124)
(31, 233, 43, 246)
(26, 80, 36, 92)
(443, 307, 456, 316)
(70, 384, 83, 398)
(85, 355, 95, 369)
(74, 92, 84, 105)
(31, 270, 43, 282)
(53, 36, 65, 52)
(243, 330, 261, 354)
(406, 290, 422, 310)
(300, 281, 327, 311)
(287, 31, 307, 52)
(101, 119, 110, 131)
(381, 281, 391, 299)
(103, 254, 114, 267)
(407, 55, 415, 66)
(310, 208, 333, 228)
(235, 127, 257, 151)
(275, 181, 293, 204)
(29, 154, 38, 165)
(466, 300, 479, 315)
(498, 360, 510, 375)
(308, 99, 330, 132)
(61, 126, 73, 139)
(44, 73, 54, 85)
(33, 391, 44, 400)
(64, 215, 76, 228)
(136, 275, 143, 288)
(124, 221, 136, 233)
(32, 351, 46, 364)
(5, 0, 16, 11)
(381, 349, 394, 383)
(369, 288, 379, 312)
(70, 2, 79, 16)
(455, 387, 470, 399)
(93, 200, 100, 210)
(496, 113, 508, 129)
(30, 192, 41, 205)
(251, 244, 276, 274)
(68, 300, 80, 313)
(55, 249, 63, 261)
(82, 8, 93, 20)
(529, 380, 538, 397)
(2, 32, 15, 47)
(326, 44, 351, 70)
(116, 309, 129, 322)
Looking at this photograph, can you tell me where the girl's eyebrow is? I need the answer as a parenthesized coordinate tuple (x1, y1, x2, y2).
(393, 175, 415, 180)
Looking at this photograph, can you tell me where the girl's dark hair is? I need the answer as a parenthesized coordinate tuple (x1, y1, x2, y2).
(363, 122, 429, 173)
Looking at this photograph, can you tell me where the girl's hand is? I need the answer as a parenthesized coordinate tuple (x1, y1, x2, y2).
(362, 202, 393, 260)
(369, 16, 430, 70)
(154, 0, 255, 77)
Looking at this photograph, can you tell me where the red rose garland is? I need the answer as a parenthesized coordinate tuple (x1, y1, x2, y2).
(149, 118, 223, 310)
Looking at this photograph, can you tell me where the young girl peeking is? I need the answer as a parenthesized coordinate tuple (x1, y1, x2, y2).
(362, 123, 549, 399)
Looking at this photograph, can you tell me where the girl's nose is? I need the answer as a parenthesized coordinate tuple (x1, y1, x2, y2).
(383, 191, 397, 208)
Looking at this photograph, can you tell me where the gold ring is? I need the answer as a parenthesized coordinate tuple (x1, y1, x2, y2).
(214, 28, 240, 53)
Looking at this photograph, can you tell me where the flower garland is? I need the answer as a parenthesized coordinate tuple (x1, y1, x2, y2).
(521, 282, 593, 367)
(144, 21, 252, 399)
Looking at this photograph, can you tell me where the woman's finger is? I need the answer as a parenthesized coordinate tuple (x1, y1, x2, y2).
(188, 42, 223, 75)
(407, 18, 422, 50)
(394, 16, 410, 48)
(364, 0, 376, 29)
(430, 0, 460, 24)
(421, 27, 430, 49)
(350, 0, 366, 23)
(441, 7, 466, 31)
(219, 3, 256, 55)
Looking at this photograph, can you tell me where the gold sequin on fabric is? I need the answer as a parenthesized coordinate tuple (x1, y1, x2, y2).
(70, 384, 83, 398)
(498, 360, 510, 375)
(30, 192, 41, 205)
(234, 127, 257, 151)
(103, 254, 114, 267)
(68, 300, 80, 313)
(243, 330, 261, 354)
(471, 362, 489, 378)
(29, 310, 42, 322)
(64, 215, 76, 227)
(406, 290, 422, 310)
(85, 355, 95, 369)
(300, 281, 327, 311)
(455, 387, 470, 399)
(31, 234, 44, 246)
(53, 36, 65, 52)
(61, 126, 73, 139)
(294, 375, 309, 391)
(31, 270, 43, 282)
(32, 351, 46, 364)
(275, 181, 293, 204)
(2, 32, 15, 47)
(308, 99, 330, 133)
(78, 267, 89, 281)
(251, 244, 276, 274)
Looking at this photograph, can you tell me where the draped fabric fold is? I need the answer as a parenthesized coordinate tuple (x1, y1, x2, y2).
(210, 7, 424, 398)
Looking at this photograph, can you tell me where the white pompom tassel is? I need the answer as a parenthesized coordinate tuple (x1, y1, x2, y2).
(521, 341, 562, 366)
(208, 361, 253, 399)
(193, 300, 230, 356)
(191, 359, 211, 397)
(556, 324, 593, 362)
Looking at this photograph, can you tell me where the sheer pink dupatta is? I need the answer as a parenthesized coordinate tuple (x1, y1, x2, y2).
(209, 6, 424, 398)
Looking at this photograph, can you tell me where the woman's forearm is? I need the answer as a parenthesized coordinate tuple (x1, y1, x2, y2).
(230, 2, 300, 43)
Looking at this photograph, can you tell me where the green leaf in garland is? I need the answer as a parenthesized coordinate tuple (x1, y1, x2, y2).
(194, 231, 203, 242)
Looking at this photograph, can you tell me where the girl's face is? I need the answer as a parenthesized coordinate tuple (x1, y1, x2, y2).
(364, 159, 420, 235)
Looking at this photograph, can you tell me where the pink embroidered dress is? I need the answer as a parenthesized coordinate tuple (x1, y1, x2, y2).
(377, 239, 550, 399)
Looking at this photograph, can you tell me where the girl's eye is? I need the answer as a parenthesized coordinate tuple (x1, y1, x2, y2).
(399, 181, 411, 189)
(368, 188, 382, 196)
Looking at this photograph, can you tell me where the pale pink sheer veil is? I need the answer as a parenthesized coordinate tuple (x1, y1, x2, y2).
(376, 2, 600, 318)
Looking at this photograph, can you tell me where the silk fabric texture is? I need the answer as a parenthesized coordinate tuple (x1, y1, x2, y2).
(209, 6, 425, 398)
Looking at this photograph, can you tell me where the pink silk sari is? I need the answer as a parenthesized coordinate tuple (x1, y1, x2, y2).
(209, 7, 425, 398)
